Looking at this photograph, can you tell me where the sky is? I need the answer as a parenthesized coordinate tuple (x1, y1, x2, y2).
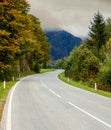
(27, 0, 111, 37)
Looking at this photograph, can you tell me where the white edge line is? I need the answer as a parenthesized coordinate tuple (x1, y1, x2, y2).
(4, 72, 110, 129)
(68, 102, 111, 129)
(1, 75, 40, 130)
(6, 81, 20, 130)
(5, 74, 41, 130)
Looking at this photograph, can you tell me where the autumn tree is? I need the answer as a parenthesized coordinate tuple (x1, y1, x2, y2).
(0, 0, 50, 80)
(22, 15, 50, 73)
(0, 0, 30, 80)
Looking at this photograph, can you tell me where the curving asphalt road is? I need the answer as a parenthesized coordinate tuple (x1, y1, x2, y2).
(1, 70, 111, 130)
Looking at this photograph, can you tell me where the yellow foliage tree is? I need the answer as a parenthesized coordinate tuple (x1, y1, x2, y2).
(0, 0, 30, 80)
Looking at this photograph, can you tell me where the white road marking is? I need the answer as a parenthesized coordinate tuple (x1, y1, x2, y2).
(40, 79, 47, 88)
(49, 89, 62, 98)
(68, 102, 111, 129)
(40, 79, 62, 98)
(6, 81, 20, 130)
(4, 72, 111, 130)
(5, 75, 40, 130)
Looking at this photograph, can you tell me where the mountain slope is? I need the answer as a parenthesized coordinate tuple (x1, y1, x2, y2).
(45, 30, 82, 60)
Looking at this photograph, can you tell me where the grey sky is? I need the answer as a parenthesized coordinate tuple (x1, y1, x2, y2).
(27, 0, 111, 36)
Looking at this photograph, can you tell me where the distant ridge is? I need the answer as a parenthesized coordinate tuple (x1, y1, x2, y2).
(45, 30, 82, 60)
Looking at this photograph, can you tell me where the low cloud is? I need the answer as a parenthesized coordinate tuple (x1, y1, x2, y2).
(28, 0, 111, 36)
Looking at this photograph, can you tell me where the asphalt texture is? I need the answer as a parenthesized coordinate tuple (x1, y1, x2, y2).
(1, 70, 111, 130)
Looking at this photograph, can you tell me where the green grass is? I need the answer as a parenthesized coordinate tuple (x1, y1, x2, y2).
(0, 71, 37, 121)
(0, 68, 54, 100)
(58, 72, 111, 98)
(0, 81, 17, 100)
(0, 81, 17, 121)
(40, 68, 55, 73)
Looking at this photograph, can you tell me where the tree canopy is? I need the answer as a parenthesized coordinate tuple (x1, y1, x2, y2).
(65, 12, 111, 92)
(88, 11, 106, 51)
(0, 0, 50, 80)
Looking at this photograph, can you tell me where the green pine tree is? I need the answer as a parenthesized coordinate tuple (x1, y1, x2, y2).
(88, 11, 106, 51)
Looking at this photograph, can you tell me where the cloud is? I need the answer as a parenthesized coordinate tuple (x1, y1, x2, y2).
(28, 0, 111, 36)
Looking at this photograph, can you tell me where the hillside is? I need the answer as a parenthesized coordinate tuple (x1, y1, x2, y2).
(45, 30, 82, 60)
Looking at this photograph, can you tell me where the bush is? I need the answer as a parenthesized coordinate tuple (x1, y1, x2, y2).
(98, 70, 111, 88)
(65, 46, 99, 82)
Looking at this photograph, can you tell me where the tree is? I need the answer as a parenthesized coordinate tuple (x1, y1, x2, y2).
(97, 38, 111, 91)
(0, 0, 50, 80)
(55, 58, 67, 69)
(65, 45, 99, 81)
(65, 12, 111, 91)
(0, 0, 51, 81)
(88, 12, 106, 51)
(0, 0, 30, 80)
(25, 15, 50, 72)
(105, 18, 111, 41)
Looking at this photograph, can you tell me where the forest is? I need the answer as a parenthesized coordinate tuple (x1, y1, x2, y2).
(62, 12, 111, 92)
(45, 30, 82, 60)
(0, 0, 50, 81)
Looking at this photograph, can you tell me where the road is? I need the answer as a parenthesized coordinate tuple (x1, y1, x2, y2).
(1, 70, 111, 130)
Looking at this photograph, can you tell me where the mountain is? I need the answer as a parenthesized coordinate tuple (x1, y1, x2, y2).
(45, 30, 82, 60)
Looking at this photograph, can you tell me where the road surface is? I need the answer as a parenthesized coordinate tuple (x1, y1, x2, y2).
(1, 70, 111, 130)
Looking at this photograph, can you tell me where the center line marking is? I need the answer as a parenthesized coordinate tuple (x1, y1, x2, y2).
(40, 79, 47, 88)
(40, 79, 62, 99)
(68, 102, 111, 129)
(49, 89, 62, 98)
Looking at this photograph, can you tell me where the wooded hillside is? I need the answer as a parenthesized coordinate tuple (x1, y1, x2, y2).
(45, 30, 82, 60)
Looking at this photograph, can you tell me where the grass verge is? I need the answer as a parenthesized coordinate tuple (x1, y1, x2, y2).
(0, 81, 17, 121)
(40, 68, 55, 73)
(58, 72, 111, 98)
